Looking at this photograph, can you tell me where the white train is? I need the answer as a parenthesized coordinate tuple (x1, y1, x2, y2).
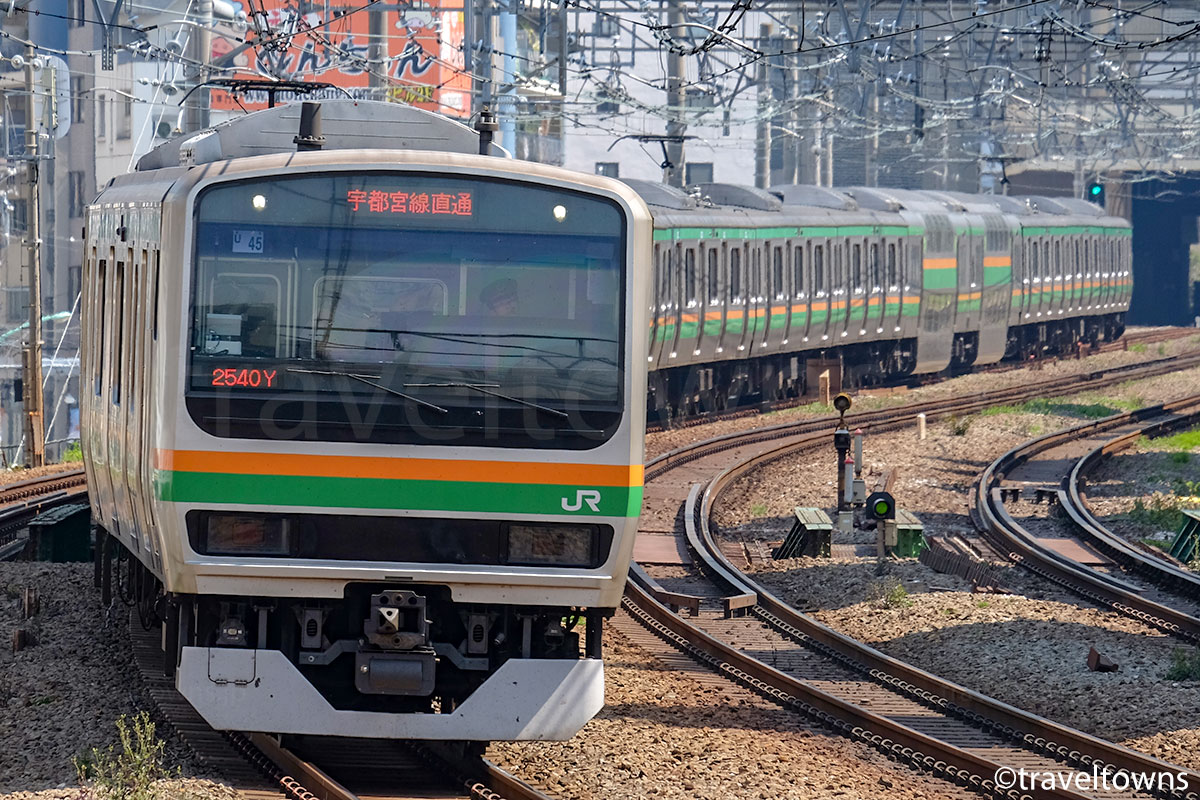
(81, 100, 652, 740)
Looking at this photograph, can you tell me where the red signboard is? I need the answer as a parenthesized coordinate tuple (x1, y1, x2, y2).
(210, 2, 472, 117)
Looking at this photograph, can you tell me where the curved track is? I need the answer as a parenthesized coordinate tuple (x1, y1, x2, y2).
(629, 353, 1200, 800)
(974, 396, 1200, 642)
(0, 468, 87, 560)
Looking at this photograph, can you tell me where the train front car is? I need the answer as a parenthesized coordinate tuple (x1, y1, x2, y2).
(88, 103, 651, 741)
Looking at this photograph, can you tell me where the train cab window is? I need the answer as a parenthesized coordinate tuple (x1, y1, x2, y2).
(685, 248, 697, 306)
(730, 248, 742, 301)
(793, 245, 805, 297)
(188, 172, 627, 448)
(887, 243, 897, 288)
(708, 248, 720, 303)
(813, 244, 825, 294)
(773, 246, 785, 299)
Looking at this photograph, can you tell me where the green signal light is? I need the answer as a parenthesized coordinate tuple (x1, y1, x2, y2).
(1090, 184, 1103, 196)
(874, 500, 890, 515)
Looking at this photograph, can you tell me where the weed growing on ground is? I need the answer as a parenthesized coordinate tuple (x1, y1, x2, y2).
(1165, 647, 1200, 681)
(1158, 344, 1168, 356)
(750, 502, 768, 517)
(975, 599, 991, 609)
(946, 414, 971, 436)
(61, 440, 83, 463)
(1130, 343, 1148, 354)
(74, 711, 172, 800)
(1128, 493, 1186, 533)
(868, 577, 913, 609)
(1157, 428, 1200, 452)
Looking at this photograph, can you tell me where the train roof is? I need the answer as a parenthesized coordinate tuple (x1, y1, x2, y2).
(769, 184, 859, 211)
(692, 183, 782, 211)
(619, 180, 698, 210)
(136, 100, 501, 171)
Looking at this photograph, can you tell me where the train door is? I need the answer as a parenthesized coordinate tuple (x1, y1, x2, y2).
(885, 239, 901, 333)
(700, 246, 720, 358)
(866, 239, 884, 336)
(847, 238, 864, 336)
(746, 243, 762, 352)
(682, 246, 699, 356)
(913, 215, 954, 373)
(723, 243, 746, 355)
(768, 242, 786, 348)
(650, 243, 668, 364)
(810, 239, 829, 342)
(124, 243, 147, 556)
(788, 241, 805, 345)
(667, 243, 683, 358)
(139, 249, 162, 569)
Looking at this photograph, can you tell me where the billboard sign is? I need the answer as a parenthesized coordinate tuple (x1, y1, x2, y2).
(210, 1, 471, 117)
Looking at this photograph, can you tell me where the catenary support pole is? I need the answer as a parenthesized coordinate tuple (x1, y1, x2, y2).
(22, 43, 44, 468)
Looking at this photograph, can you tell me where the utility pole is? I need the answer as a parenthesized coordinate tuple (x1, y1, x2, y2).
(368, 2, 387, 101)
(755, 23, 772, 189)
(183, 0, 213, 133)
(663, 0, 685, 187)
(22, 44, 44, 468)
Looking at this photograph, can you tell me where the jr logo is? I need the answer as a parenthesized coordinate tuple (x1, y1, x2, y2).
(561, 489, 602, 513)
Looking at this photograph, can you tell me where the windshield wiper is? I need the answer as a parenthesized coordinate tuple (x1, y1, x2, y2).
(405, 382, 569, 419)
(288, 368, 448, 414)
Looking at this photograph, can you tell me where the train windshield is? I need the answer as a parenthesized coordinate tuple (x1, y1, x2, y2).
(187, 172, 626, 448)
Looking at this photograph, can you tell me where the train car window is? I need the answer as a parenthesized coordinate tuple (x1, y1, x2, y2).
(887, 243, 896, 287)
(773, 246, 785, 299)
(113, 261, 125, 405)
(1042, 241, 1050, 280)
(1053, 241, 1061, 278)
(95, 259, 107, 395)
(730, 247, 742, 301)
(685, 248, 697, 305)
(851, 243, 862, 292)
(708, 248, 720, 303)
(751, 247, 761, 300)
(152, 252, 161, 340)
(813, 244, 825, 294)
(869, 243, 879, 289)
(793, 245, 804, 297)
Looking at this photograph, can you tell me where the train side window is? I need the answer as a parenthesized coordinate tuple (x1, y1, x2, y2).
(813, 244, 825, 294)
(730, 247, 742, 301)
(95, 259, 107, 395)
(685, 248, 697, 306)
(887, 243, 896, 287)
(773, 246, 784, 299)
(793, 245, 804, 297)
(869, 243, 879, 289)
(751, 247, 761, 300)
(152, 252, 160, 340)
(113, 261, 124, 404)
(708, 248, 720, 304)
(851, 242, 862, 292)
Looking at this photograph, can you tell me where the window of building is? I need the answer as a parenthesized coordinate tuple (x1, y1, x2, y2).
(96, 95, 106, 138)
(71, 77, 86, 123)
(69, 171, 88, 218)
(685, 162, 713, 185)
(4, 287, 29, 323)
(117, 95, 132, 140)
(594, 162, 619, 178)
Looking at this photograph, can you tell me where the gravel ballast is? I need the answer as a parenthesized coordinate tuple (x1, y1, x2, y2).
(706, 364, 1200, 772)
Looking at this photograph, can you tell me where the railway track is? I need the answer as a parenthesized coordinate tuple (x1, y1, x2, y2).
(127, 617, 553, 800)
(0, 467, 87, 560)
(647, 326, 1200, 433)
(6, 348, 1200, 798)
(974, 396, 1200, 642)
(628, 352, 1200, 799)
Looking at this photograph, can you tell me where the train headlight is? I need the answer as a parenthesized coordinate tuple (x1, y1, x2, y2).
(507, 523, 596, 567)
(205, 514, 292, 555)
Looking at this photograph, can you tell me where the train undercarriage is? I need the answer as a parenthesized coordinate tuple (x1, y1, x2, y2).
(649, 313, 1127, 424)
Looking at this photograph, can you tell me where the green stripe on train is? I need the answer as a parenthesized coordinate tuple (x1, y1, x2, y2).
(157, 472, 645, 518)
(923, 271, 958, 290)
(653, 225, 924, 242)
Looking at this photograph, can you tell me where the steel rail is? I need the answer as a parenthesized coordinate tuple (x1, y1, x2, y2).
(688, 435, 1200, 800)
(975, 396, 1200, 643)
(1063, 409, 1200, 599)
(648, 349, 1200, 481)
